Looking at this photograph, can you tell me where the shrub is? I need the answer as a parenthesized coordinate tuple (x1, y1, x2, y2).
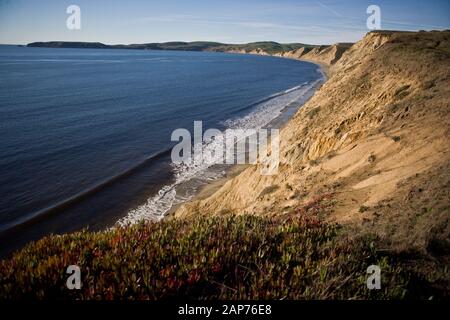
(0, 201, 433, 300)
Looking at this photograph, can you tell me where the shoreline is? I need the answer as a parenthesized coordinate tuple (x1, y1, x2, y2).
(223, 49, 332, 78)
(166, 164, 249, 216)
(168, 60, 329, 218)
(300, 59, 330, 78)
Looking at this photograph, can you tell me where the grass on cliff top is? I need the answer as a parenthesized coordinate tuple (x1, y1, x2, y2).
(220, 42, 315, 54)
(0, 195, 440, 300)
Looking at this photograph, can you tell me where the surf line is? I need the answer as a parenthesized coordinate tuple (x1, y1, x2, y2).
(171, 120, 280, 175)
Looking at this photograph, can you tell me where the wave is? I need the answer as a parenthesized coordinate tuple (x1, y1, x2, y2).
(117, 79, 323, 226)
(232, 83, 308, 115)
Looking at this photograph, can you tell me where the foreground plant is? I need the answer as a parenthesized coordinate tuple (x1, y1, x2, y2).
(0, 203, 439, 299)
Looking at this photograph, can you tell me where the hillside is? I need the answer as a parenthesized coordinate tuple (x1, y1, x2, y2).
(273, 43, 353, 65)
(301, 42, 354, 66)
(27, 41, 110, 49)
(2, 210, 423, 299)
(175, 30, 450, 288)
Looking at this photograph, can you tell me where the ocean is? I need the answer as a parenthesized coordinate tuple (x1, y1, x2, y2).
(0, 45, 323, 255)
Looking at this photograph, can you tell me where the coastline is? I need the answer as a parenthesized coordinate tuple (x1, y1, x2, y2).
(168, 60, 329, 218)
(300, 59, 330, 78)
(167, 164, 249, 216)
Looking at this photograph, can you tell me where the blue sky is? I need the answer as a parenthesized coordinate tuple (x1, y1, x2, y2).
(0, 0, 449, 45)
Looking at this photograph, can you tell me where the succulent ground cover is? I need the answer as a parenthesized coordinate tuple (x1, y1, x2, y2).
(1, 194, 442, 300)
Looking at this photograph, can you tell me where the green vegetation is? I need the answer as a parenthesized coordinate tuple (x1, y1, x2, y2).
(121, 41, 227, 51)
(1, 194, 440, 300)
(210, 42, 316, 54)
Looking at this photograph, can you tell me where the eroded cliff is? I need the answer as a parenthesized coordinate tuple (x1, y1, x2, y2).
(176, 31, 450, 256)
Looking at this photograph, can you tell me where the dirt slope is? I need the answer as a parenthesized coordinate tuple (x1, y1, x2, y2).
(175, 30, 450, 257)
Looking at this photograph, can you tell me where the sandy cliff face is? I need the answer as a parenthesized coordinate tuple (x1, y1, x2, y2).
(176, 31, 450, 253)
(272, 43, 353, 66)
(224, 43, 353, 65)
(302, 43, 353, 66)
(274, 47, 312, 59)
(225, 48, 271, 55)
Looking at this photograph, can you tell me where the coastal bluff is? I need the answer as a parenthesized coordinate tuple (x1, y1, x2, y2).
(175, 30, 450, 258)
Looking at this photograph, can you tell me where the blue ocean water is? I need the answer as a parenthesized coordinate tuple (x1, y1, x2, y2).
(0, 45, 322, 254)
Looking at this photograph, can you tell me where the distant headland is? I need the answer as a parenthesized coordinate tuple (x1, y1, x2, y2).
(27, 40, 321, 54)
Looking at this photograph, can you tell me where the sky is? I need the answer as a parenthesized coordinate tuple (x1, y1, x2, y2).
(0, 0, 449, 45)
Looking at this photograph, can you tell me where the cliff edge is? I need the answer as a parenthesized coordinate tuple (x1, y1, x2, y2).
(175, 31, 450, 264)
(273, 43, 353, 68)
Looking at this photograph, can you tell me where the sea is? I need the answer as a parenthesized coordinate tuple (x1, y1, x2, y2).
(0, 44, 324, 256)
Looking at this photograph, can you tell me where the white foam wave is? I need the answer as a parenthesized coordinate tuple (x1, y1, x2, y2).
(117, 79, 322, 226)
